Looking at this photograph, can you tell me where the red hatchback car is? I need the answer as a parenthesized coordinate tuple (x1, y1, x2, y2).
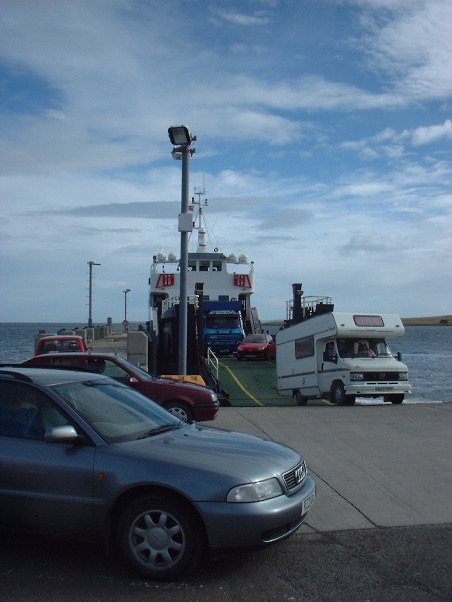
(21, 353, 219, 423)
(236, 333, 276, 360)
(35, 335, 88, 356)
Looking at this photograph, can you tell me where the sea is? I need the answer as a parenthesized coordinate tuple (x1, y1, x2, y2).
(0, 322, 451, 404)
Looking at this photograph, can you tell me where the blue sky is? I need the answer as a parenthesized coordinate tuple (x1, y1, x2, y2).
(1, 0, 451, 323)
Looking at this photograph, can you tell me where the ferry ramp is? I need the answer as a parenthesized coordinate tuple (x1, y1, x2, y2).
(217, 356, 330, 407)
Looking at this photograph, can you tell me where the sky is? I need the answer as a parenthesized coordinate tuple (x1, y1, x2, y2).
(1, 0, 451, 324)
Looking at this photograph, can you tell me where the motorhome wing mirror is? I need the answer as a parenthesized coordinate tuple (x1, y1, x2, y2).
(323, 351, 338, 363)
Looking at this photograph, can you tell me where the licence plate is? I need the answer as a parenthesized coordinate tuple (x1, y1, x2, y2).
(374, 387, 393, 392)
(302, 490, 315, 514)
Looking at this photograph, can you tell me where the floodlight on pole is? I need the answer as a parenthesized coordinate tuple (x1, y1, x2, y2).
(87, 260, 101, 328)
(168, 125, 196, 375)
(123, 288, 131, 330)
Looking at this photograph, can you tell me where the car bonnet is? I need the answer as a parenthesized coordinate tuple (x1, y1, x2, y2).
(115, 423, 301, 485)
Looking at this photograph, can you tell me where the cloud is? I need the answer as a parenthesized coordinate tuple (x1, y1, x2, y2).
(411, 119, 452, 145)
(357, 0, 452, 100)
(213, 8, 272, 26)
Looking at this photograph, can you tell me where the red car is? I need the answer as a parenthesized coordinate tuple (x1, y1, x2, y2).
(236, 333, 276, 360)
(21, 353, 219, 423)
(35, 335, 88, 356)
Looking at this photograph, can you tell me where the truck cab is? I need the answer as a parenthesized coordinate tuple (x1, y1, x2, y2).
(201, 300, 245, 355)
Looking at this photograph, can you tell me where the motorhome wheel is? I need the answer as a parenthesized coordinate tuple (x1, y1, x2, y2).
(295, 391, 308, 406)
(330, 382, 355, 406)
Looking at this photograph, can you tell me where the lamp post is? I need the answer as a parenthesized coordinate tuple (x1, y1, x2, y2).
(168, 125, 196, 375)
(87, 260, 101, 328)
(123, 288, 131, 330)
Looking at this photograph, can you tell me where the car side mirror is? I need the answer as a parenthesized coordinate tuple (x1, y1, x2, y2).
(45, 425, 81, 443)
(127, 375, 139, 385)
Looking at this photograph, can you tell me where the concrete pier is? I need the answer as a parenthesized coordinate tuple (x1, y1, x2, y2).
(205, 403, 452, 533)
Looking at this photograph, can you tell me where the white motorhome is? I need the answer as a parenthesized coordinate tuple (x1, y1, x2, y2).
(276, 311, 411, 405)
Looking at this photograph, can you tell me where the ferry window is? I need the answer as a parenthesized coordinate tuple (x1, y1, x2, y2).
(295, 336, 314, 359)
(219, 295, 229, 301)
(199, 261, 210, 272)
(188, 261, 196, 272)
(213, 261, 222, 272)
(353, 315, 384, 327)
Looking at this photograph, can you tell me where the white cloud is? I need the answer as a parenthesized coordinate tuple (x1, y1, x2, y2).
(411, 119, 452, 145)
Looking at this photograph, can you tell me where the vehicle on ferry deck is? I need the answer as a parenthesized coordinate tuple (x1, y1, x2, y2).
(0, 366, 316, 581)
(21, 353, 219, 423)
(236, 333, 276, 361)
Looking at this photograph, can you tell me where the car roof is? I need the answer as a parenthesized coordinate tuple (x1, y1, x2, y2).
(0, 366, 109, 386)
(38, 335, 84, 339)
(32, 352, 119, 359)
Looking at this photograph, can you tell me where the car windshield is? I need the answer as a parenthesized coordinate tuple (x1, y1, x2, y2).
(113, 357, 157, 381)
(244, 335, 266, 343)
(51, 379, 180, 443)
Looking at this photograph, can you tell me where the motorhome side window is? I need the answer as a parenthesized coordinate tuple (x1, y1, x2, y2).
(295, 336, 314, 359)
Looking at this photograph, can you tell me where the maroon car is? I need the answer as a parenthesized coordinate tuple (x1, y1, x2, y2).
(236, 333, 276, 360)
(21, 353, 219, 423)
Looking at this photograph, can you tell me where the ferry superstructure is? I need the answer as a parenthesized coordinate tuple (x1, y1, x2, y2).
(148, 192, 259, 333)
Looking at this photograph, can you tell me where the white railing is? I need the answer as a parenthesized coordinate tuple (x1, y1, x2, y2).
(161, 295, 199, 314)
(285, 295, 332, 321)
(206, 346, 219, 380)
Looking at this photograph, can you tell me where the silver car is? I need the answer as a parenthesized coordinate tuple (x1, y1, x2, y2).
(0, 367, 315, 581)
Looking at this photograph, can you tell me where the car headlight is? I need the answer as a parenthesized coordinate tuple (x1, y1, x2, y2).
(227, 478, 283, 502)
(399, 372, 409, 381)
(210, 392, 218, 402)
(350, 372, 364, 381)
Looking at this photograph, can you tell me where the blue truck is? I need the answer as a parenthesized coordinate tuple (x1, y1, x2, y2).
(201, 300, 245, 355)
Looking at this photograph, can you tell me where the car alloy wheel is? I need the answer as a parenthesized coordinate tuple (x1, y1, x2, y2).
(118, 494, 202, 580)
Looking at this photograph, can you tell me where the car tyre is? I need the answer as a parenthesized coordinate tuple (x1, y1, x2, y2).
(117, 494, 203, 581)
(330, 381, 355, 405)
(164, 401, 193, 423)
(295, 390, 308, 406)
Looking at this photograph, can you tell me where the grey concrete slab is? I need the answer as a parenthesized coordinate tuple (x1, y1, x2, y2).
(206, 403, 452, 532)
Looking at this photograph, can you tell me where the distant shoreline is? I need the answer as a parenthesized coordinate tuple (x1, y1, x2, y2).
(401, 315, 451, 326)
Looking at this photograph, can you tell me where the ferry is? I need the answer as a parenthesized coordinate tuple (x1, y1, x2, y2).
(148, 190, 261, 337)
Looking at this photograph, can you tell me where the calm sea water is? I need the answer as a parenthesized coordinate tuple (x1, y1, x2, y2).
(0, 323, 451, 403)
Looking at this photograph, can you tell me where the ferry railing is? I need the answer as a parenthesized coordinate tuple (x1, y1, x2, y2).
(285, 295, 332, 322)
(206, 347, 219, 380)
(161, 295, 199, 314)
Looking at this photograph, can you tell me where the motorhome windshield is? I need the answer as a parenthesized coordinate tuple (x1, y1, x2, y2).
(337, 339, 392, 359)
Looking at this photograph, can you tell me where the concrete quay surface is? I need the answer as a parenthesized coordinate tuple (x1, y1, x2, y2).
(2, 403, 451, 601)
(4, 335, 449, 600)
(206, 403, 452, 534)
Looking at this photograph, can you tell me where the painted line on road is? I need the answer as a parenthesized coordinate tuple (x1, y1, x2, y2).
(219, 362, 265, 406)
